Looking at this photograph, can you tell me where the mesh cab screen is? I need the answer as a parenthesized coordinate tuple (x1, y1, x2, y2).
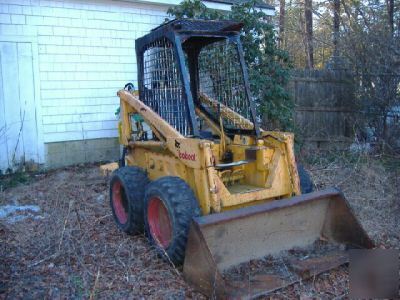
(141, 38, 192, 136)
(198, 39, 254, 130)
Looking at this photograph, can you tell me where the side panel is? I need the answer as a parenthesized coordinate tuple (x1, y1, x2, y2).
(127, 146, 212, 214)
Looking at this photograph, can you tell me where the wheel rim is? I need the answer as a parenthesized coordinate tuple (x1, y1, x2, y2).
(112, 180, 128, 224)
(148, 196, 172, 248)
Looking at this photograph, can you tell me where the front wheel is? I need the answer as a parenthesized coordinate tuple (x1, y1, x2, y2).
(144, 176, 200, 265)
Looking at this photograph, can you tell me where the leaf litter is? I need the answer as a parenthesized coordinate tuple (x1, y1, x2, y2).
(0, 155, 398, 299)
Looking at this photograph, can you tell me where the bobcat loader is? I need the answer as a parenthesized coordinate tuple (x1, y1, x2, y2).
(108, 19, 373, 298)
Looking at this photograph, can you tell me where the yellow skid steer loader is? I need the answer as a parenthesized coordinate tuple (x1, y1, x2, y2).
(108, 19, 373, 298)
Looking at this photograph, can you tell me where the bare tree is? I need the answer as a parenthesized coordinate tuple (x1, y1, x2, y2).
(304, 0, 314, 68)
(333, 0, 340, 55)
(339, 0, 400, 153)
(279, 0, 286, 48)
(386, 0, 394, 34)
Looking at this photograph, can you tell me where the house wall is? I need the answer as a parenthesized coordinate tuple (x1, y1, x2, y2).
(0, 0, 168, 170)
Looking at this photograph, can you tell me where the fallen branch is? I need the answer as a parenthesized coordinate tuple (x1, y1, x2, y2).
(58, 200, 73, 252)
(89, 269, 101, 300)
(28, 253, 58, 268)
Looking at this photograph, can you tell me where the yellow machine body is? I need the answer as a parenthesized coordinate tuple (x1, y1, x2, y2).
(119, 91, 300, 214)
(115, 90, 373, 298)
(104, 19, 374, 298)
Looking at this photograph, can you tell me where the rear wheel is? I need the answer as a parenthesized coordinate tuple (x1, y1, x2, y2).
(297, 164, 314, 194)
(110, 166, 149, 234)
(144, 176, 200, 265)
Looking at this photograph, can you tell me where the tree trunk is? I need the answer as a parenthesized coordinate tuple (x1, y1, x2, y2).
(304, 0, 314, 68)
(279, 0, 286, 48)
(333, 0, 340, 55)
(386, 0, 394, 34)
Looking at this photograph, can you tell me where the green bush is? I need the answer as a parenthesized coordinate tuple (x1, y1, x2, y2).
(168, 0, 293, 130)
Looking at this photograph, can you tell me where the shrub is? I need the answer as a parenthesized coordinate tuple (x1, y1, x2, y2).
(168, 0, 294, 130)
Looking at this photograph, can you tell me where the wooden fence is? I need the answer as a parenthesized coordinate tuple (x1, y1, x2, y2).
(288, 69, 357, 148)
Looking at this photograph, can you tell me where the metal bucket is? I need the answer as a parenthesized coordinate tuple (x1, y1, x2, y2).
(183, 188, 374, 298)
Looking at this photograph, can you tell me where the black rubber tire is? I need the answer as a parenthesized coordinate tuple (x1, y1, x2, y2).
(144, 176, 201, 265)
(110, 166, 149, 234)
(297, 164, 314, 194)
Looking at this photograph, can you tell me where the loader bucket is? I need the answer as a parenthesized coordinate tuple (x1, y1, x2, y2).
(183, 188, 374, 298)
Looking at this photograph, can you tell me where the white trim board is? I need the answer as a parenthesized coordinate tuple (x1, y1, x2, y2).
(120, 0, 275, 15)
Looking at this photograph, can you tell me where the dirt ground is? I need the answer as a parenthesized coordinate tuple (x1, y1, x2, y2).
(0, 153, 399, 299)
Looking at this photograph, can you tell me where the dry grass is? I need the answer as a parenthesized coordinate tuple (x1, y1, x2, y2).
(308, 152, 399, 248)
(0, 166, 202, 299)
(0, 153, 398, 299)
(268, 152, 400, 299)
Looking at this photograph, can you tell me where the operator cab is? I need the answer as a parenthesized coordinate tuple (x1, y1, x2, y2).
(134, 19, 260, 142)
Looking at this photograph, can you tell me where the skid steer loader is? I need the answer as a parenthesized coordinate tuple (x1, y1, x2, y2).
(109, 19, 373, 298)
